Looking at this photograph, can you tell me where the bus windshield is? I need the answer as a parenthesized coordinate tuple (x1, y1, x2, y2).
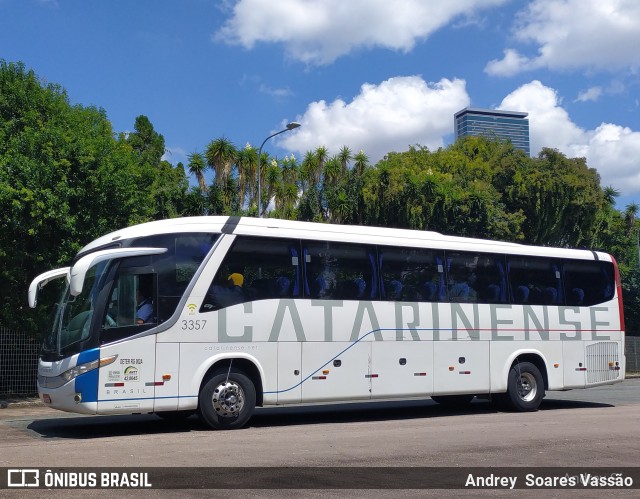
(42, 261, 109, 355)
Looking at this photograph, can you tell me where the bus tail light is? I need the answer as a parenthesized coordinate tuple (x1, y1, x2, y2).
(611, 255, 625, 333)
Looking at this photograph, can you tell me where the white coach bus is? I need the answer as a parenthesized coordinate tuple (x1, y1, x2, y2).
(29, 216, 625, 429)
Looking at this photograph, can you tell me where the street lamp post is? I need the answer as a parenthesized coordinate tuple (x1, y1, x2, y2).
(257, 122, 301, 218)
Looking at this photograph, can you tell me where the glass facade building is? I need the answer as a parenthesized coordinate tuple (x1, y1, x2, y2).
(454, 107, 530, 156)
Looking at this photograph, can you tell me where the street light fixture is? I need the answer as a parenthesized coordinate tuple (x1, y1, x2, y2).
(257, 122, 301, 218)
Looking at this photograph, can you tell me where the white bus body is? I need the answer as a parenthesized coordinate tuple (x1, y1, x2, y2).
(30, 216, 625, 429)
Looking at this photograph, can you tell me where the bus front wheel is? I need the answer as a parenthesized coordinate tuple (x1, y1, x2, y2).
(502, 361, 545, 412)
(198, 368, 256, 430)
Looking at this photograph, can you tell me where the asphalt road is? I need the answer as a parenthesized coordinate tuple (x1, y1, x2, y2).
(1, 379, 639, 497)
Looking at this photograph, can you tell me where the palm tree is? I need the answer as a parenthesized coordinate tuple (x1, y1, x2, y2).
(314, 146, 329, 185)
(353, 150, 369, 177)
(300, 150, 317, 193)
(236, 143, 258, 211)
(323, 156, 341, 188)
(624, 203, 638, 235)
(603, 186, 620, 206)
(338, 145, 352, 174)
(205, 137, 237, 187)
(264, 159, 280, 217)
(187, 152, 208, 192)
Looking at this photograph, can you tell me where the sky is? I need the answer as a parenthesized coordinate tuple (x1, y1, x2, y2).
(1, 0, 639, 210)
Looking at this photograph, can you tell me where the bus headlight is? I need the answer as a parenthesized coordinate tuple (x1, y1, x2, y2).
(59, 355, 118, 384)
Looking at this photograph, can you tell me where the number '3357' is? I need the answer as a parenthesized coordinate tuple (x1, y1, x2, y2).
(181, 320, 207, 330)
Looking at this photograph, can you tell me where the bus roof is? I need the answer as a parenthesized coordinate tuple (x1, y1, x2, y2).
(79, 216, 610, 262)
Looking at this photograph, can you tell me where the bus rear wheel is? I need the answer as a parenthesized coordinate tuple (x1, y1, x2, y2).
(502, 361, 544, 412)
(198, 368, 256, 430)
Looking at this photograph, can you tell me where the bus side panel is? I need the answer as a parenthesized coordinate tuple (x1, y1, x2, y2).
(301, 342, 371, 402)
(370, 340, 433, 398)
(432, 341, 489, 395)
(276, 342, 302, 404)
(154, 342, 180, 412)
(562, 340, 586, 388)
(97, 335, 156, 414)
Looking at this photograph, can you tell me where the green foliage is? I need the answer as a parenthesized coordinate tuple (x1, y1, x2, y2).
(361, 142, 525, 240)
(621, 267, 640, 336)
(0, 61, 185, 332)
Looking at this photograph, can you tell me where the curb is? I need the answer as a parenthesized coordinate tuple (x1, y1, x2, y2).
(0, 398, 43, 409)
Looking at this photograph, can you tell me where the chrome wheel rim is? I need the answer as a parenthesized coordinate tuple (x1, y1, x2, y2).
(517, 372, 537, 402)
(212, 381, 244, 418)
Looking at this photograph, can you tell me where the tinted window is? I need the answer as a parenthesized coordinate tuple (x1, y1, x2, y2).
(132, 233, 218, 321)
(302, 240, 377, 300)
(447, 252, 507, 303)
(201, 236, 300, 312)
(101, 263, 158, 344)
(563, 260, 614, 306)
(508, 256, 562, 305)
(379, 246, 445, 302)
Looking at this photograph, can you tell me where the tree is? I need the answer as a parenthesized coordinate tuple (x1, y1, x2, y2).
(236, 143, 258, 212)
(0, 61, 170, 332)
(126, 115, 166, 168)
(338, 145, 352, 173)
(205, 137, 237, 188)
(187, 152, 208, 192)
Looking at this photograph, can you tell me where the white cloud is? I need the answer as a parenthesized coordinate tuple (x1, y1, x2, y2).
(485, 0, 640, 76)
(587, 124, 640, 193)
(258, 84, 294, 99)
(575, 86, 603, 102)
(278, 76, 470, 161)
(215, 0, 507, 65)
(485, 49, 536, 77)
(499, 80, 640, 195)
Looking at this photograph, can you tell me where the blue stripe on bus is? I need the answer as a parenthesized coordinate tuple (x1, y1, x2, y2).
(264, 328, 383, 395)
(75, 347, 100, 403)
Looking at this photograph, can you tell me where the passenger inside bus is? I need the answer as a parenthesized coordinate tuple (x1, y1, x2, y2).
(202, 272, 245, 310)
(135, 282, 154, 324)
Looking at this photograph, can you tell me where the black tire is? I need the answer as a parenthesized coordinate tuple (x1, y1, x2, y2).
(502, 361, 545, 412)
(431, 394, 475, 407)
(198, 368, 256, 430)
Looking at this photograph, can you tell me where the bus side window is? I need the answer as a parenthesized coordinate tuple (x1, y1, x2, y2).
(131, 232, 218, 322)
(507, 256, 561, 306)
(200, 236, 300, 312)
(302, 240, 378, 300)
(103, 272, 157, 330)
(446, 252, 478, 303)
(563, 260, 615, 306)
(379, 246, 445, 302)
